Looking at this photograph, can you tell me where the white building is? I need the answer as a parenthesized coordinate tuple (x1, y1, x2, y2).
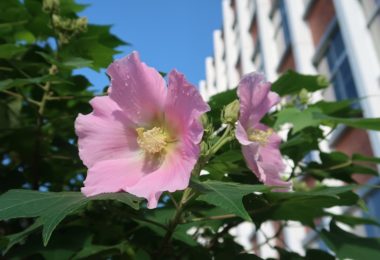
(199, 0, 380, 257)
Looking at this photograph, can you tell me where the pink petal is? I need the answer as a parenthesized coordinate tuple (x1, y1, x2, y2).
(237, 73, 280, 128)
(75, 96, 138, 168)
(236, 121, 254, 145)
(127, 139, 200, 209)
(81, 154, 145, 196)
(242, 132, 291, 189)
(107, 51, 167, 125)
(164, 70, 210, 143)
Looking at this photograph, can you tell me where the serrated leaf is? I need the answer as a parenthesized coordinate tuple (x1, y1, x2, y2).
(192, 180, 270, 221)
(0, 190, 142, 246)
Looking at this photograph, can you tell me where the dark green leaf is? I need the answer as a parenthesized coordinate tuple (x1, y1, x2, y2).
(0, 190, 141, 245)
(0, 44, 26, 59)
(192, 180, 270, 221)
(320, 221, 380, 260)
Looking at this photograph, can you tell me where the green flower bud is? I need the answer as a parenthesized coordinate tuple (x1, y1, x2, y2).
(221, 99, 240, 124)
(200, 114, 209, 128)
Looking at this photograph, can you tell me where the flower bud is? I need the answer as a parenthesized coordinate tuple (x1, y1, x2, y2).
(222, 99, 240, 124)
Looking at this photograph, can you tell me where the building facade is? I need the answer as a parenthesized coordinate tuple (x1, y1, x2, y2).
(199, 0, 380, 257)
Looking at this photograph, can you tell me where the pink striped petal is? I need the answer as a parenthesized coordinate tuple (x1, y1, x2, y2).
(237, 73, 280, 128)
(107, 52, 167, 125)
(75, 96, 138, 168)
(164, 70, 210, 143)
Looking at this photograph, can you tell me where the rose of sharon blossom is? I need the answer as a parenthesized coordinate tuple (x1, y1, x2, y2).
(235, 73, 291, 189)
(75, 52, 210, 208)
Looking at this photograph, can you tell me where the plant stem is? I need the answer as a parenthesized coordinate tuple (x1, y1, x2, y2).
(205, 124, 234, 161)
(156, 188, 193, 257)
(31, 64, 57, 189)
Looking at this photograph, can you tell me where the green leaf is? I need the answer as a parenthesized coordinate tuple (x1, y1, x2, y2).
(0, 75, 54, 91)
(138, 208, 197, 246)
(1, 219, 42, 254)
(36, 52, 93, 69)
(306, 152, 378, 183)
(72, 240, 132, 260)
(271, 70, 329, 96)
(0, 190, 142, 246)
(274, 107, 322, 133)
(352, 154, 380, 164)
(320, 221, 380, 260)
(192, 180, 270, 221)
(245, 185, 358, 226)
(62, 57, 93, 68)
(315, 113, 380, 131)
(276, 247, 335, 260)
(328, 213, 380, 227)
(14, 30, 35, 43)
(0, 44, 26, 59)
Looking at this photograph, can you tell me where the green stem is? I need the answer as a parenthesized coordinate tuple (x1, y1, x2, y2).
(205, 124, 234, 161)
(156, 188, 194, 257)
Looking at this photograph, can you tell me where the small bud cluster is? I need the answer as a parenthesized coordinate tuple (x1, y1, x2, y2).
(42, 0, 88, 45)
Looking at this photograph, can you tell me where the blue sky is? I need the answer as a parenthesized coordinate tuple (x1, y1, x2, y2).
(76, 0, 222, 91)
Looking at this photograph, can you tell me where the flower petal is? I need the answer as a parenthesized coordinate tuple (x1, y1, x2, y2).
(241, 132, 291, 189)
(107, 51, 167, 125)
(236, 121, 254, 145)
(127, 139, 199, 209)
(237, 72, 280, 128)
(75, 96, 138, 168)
(164, 70, 210, 143)
(81, 154, 145, 196)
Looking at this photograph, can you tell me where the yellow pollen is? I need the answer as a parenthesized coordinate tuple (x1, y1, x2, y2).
(248, 128, 273, 146)
(136, 127, 168, 154)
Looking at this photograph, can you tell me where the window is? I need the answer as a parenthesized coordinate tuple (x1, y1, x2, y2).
(279, 0, 291, 47)
(325, 29, 359, 102)
(271, 0, 292, 60)
(252, 39, 265, 73)
(360, 0, 380, 61)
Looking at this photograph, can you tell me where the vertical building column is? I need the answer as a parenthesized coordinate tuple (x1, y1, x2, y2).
(213, 30, 228, 92)
(222, 0, 239, 87)
(256, 0, 279, 82)
(198, 80, 208, 101)
(284, 0, 316, 74)
(235, 0, 255, 74)
(334, 0, 380, 158)
(205, 57, 217, 97)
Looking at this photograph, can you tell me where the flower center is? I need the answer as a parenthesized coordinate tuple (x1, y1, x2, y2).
(248, 128, 273, 146)
(136, 127, 169, 154)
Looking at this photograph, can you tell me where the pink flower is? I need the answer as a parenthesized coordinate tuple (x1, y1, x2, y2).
(235, 73, 291, 189)
(75, 52, 210, 208)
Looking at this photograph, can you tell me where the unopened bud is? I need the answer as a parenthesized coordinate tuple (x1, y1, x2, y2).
(200, 114, 209, 128)
(222, 99, 240, 124)
(200, 141, 208, 155)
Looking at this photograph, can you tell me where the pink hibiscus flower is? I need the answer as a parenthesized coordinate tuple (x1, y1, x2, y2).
(75, 52, 210, 208)
(235, 73, 291, 189)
